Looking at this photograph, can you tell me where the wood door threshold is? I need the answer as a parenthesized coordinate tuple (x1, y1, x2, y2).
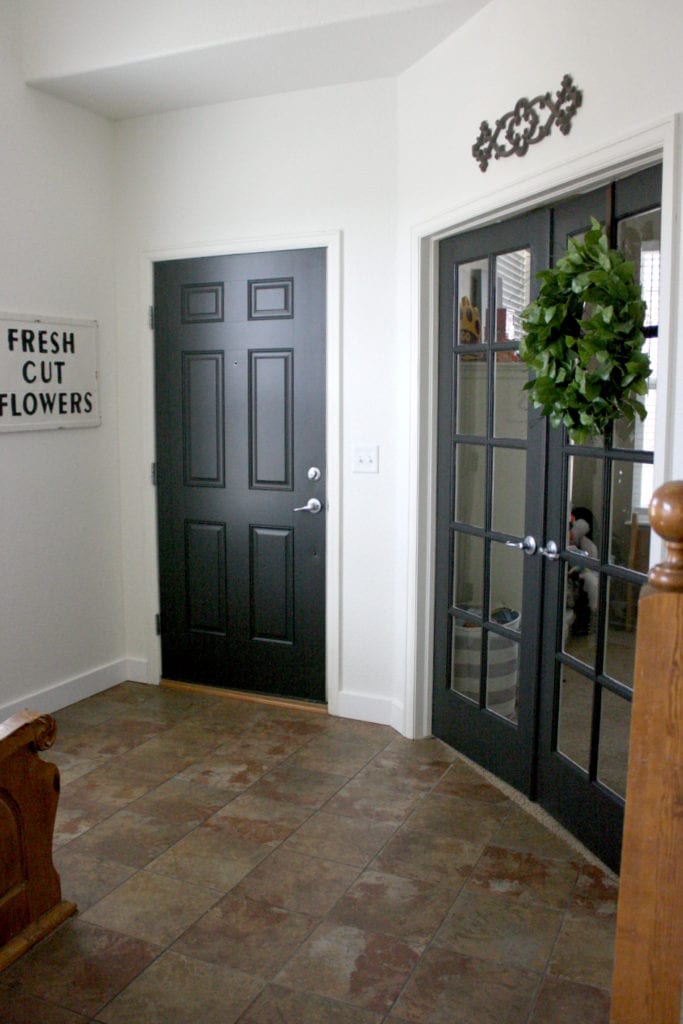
(160, 678, 328, 715)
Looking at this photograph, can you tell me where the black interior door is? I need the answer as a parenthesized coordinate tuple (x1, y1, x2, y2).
(432, 210, 550, 795)
(433, 166, 661, 871)
(537, 166, 661, 870)
(154, 248, 326, 702)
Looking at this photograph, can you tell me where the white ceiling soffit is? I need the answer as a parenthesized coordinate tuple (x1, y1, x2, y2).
(21, 0, 491, 120)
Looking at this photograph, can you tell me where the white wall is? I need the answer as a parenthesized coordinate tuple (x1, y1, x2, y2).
(0, 1, 126, 717)
(114, 79, 403, 726)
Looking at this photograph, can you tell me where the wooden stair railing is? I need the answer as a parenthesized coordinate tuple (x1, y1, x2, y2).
(610, 480, 683, 1024)
(0, 710, 76, 970)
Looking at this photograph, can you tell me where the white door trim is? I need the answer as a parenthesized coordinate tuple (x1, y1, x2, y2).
(136, 230, 342, 713)
(405, 116, 681, 740)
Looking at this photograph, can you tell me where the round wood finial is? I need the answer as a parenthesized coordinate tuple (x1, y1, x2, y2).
(648, 480, 683, 590)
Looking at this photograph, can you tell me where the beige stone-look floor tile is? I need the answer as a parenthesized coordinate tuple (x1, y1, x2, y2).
(382, 736, 459, 764)
(62, 761, 166, 807)
(326, 718, 397, 748)
(466, 845, 581, 909)
(247, 762, 347, 807)
(237, 983, 384, 1024)
(81, 869, 222, 946)
(0, 988, 90, 1024)
(434, 889, 564, 971)
(275, 921, 421, 1014)
(97, 951, 264, 1024)
(570, 862, 619, 916)
(177, 751, 274, 792)
(549, 911, 616, 989)
(287, 733, 384, 777)
(323, 777, 420, 826)
(231, 846, 359, 917)
(403, 792, 510, 844)
(148, 828, 258, 891)
(212, 730, 314, 762)
(0, 918, 160, 1018)
(173, 893, 318, 978)
(53, 799, 117, 847)
(330, 869, 455, 946)
(490, 803, 580, 861)
(528, 976, 611, 1024)
(127, 776, 232, 824)
(432, 760, 512, 804)
(389, 946, 540, 1024)
(53, 848, 136, 912)
(371, 826, 481, 887)
(47, 750, 107, 785)
(55, 715, 167, 761)
(207, 791, 313, 844)
(354, 751, 452, 796)
(63, 807, 195, 867)
(283, 811, 396, 868)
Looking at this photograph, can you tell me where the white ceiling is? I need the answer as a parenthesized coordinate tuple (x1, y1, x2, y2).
(20, 0, 491, 120)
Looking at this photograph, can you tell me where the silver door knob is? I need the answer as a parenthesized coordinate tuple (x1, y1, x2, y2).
(293, 498, 322, 514)
(505, 535, 537, 556)
(539, 539, 559, 560)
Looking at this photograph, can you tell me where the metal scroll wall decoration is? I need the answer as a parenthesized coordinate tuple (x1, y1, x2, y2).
(472, 74, 582, 173)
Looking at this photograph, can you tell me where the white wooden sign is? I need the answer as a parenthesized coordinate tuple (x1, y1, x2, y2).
(0, 313, 100, 432)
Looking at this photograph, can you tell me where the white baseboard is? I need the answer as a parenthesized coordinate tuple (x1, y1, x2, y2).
(335, 689, 405, 735)
(0, 658, 152, 720)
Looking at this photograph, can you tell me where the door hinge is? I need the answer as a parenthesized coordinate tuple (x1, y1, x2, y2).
(148, 305, 155, 330)
(155, 613, 161, 636)
(151, 462, 157, 486)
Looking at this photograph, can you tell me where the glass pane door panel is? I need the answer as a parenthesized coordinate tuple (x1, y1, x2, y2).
(557, 665, 593, 773)
(452, 532, 484, 611)
(609, 461, 651, 569)
(456, 357, 488, 436)
(451, 618, 481, 702)
(486, 632, 519, 724)
(492, 448, 526, 537)
(604, 577, 640, 688)
(597, 688, 631, 798)
(568, 456, 603, 554)
(563, 564, 598, 667)
(458, 258, 488, 346)
(494, 362, 528, 439)
(454, 444, 486, 527)
(614, 207, 660, 454)
(490, 541, 523, 625)
(494, 249, 531, 345)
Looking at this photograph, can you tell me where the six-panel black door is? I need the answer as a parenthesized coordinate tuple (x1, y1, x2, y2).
(154, 248, 326, 702)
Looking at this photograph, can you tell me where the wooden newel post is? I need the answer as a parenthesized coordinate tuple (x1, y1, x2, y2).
(610, 480, 683, 1024)
(0, 710, 76, 970)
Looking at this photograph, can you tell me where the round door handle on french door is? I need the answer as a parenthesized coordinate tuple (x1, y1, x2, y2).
(293, 498, 322, 514)
(539, 539, 559, 560)
(505, 536, 537, 556)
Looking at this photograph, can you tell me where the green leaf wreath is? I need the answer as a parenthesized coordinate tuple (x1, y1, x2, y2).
(519, 218, 651, 444)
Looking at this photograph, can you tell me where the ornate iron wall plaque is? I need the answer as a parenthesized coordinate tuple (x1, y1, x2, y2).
(472, 74, 582, 173)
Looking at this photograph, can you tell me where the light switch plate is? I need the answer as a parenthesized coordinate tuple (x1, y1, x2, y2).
(352, 444, 379, 473)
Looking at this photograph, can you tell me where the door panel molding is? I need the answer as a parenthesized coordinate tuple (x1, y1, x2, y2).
(137, 231, 342, 712)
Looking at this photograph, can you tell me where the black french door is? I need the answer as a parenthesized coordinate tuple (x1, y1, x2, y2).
(432, 166, 661, 871)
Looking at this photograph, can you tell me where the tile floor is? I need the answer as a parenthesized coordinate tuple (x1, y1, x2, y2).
(0, 682, 617, 1023)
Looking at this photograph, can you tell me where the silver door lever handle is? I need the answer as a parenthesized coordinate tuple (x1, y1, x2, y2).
(293, 498, 322, 514)
(505, 535, 537, 556)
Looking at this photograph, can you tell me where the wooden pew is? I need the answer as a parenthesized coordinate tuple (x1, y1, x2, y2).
(0, 710, 76, 970)
(610, 480, 683, 1023)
